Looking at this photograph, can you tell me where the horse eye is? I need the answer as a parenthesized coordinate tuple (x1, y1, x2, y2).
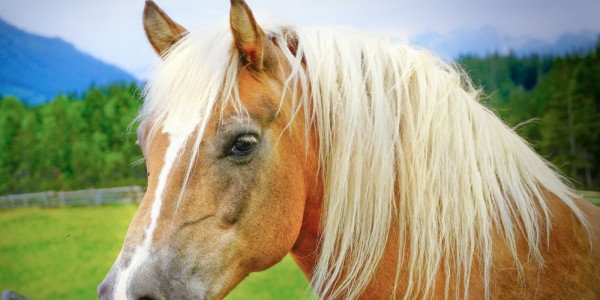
(230, 135, 258, 155)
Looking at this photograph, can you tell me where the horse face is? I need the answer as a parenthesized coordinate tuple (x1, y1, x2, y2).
(98, 1, 317, 299)
(117, 75, 309, 300)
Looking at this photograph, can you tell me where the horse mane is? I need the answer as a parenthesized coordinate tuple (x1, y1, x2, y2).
(138, 21, 587, 300)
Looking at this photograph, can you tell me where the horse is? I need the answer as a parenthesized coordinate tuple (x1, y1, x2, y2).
(98, 0, 600, 299)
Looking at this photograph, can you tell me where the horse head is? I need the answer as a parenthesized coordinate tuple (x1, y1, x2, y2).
(98, 1, 320, 299)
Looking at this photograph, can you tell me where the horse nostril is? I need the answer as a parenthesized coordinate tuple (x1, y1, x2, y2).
(135, 292, 167, 300)
(134, 292, 164, 300)
(98, 270, 118, 300)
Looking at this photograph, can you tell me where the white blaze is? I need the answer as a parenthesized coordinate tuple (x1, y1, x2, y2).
(112, 133, 187, 299)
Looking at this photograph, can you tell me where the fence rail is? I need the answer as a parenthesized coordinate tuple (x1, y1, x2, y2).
(581, 190, 600, 205)
(0, 187, 597, 210)
(0, 186, 145, 210)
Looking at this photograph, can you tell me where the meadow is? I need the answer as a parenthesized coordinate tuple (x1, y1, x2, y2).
(0, 204, 309, 299)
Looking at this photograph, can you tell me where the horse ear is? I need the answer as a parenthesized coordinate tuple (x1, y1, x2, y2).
(230, 0, 269, 70)
(143, 0, 188, 56)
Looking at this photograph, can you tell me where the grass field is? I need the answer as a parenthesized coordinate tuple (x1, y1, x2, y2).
(2, 201, 598, 299)
(0, 204, 309, 299)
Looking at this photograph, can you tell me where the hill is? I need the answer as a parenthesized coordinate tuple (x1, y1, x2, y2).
(412, 26, 598, 59)
(0, 19, 135, 106)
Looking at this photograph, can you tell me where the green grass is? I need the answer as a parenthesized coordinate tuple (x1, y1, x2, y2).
(0, 205, 309, 299)
(228, 257, 311, 300)
(3, 200, 595, 299)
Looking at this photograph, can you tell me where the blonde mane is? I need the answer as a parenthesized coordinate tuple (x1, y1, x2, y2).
(139, 22, 586, 299)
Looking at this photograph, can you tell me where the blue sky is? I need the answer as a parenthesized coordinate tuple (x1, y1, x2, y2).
(0, 0, 598, 78)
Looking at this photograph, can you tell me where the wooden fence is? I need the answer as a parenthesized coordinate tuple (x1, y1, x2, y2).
(582, 190, 600, 205)
(0, 186, 145, 210)
(0, 187, 597, 210)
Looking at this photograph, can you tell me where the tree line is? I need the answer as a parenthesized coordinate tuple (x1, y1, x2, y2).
(0, 83, 146, 194)
(0, 43, 598, 194)
(460, 41, 599, 190)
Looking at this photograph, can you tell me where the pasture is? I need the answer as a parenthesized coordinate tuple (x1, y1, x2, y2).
(1, 201, 598, 299)
(0, 204, 309, 299)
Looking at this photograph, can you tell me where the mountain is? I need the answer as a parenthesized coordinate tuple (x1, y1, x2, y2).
(0, 19, 135, 106)
(411, 26, 598, 59)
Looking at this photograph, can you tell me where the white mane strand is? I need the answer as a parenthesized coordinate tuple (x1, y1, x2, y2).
(139, 22, 587, 300)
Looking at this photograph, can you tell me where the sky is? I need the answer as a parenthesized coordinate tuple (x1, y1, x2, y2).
(0, 0, 599, 78)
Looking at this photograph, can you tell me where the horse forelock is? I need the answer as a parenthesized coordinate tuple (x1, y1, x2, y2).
(135, 21, 588, 300)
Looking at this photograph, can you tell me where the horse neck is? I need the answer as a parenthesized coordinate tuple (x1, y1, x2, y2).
(287, 106, 401, 297)
(290, 197, 403, 299)
(289, 116, 323, 278)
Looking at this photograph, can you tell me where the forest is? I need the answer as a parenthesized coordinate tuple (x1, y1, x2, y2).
(1, 43, 599, 194)
(459, 43, 599, 190)
(0, 83, 146, 193)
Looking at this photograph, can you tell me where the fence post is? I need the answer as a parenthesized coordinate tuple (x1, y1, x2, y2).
(43, 192, 50, 208)
(7, 195, 13, 209)
(23, 195, 28, 208)
(88, 189, 95, 206)
(134, 186, 144, 204)
(130, 186, 139, 204)
(58, 192, 65, 206)
(95, 190, 102, 206)
(51, 191, 56, 207)
(127, 187, 133, 204)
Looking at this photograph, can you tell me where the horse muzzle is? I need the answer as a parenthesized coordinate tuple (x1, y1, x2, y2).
(98, 254, 214, 300)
